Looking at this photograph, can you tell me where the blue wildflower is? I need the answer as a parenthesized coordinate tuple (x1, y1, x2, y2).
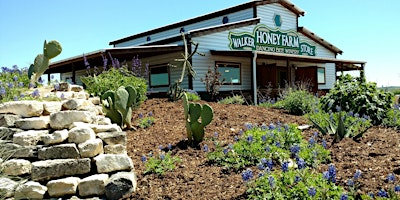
(394, 185, 400, 192)
(268, 176, 274, 188)
(261, 123, 267, 130)
(347, 179, 354, 187)
(264, 145, 271, 152)
(294, 176, 301, 183)
(308, 137, 315, 147)
(167, 143, 172, 150)
(328, 101, 333, 108)
(18, 82, 24, 87)
(260, 158, 267, 165)
(266, 159, 273, 169)
(275, 141, 281, 147)
(158, 145, 163, 150)
(159, 154, 165, 160)
(290, 144, 300, 155)
(258, 173, 264, 178)
(20, 94, 25, 98)
(377, 189, 388, 197)
(60, 93, 65, 99)
(281, 162, 289, 172)
(314, 132, 318, 137)
(354, 113, 360, 118)
(297, 158, 306, 170)
(387, 173, 395, 183)
(7, 82, 13, 88)
(241, 168, 253, 182)
(308, 187, 316, 197)
(261, 134, 267, 142)
(257, 163, 265, 170)
(228, 143, 233, 149)
(244, 123, 253, 130)
(13, 75, 18, 82)
(238, 129, 243, 136)
(138, 113, 144, 118)
(0, 88, 6, 96)
(323, 171, 330, 180)
(214, 132, 219, 138)
(322, 139, 327, 149)
(234, 135, 238, 141)
(368, 193, 374, 198)
(32, 89, 40, 98)
(203, 144, 209, 152)
(268, 123, 275, 130)
(283, 124, 289, 131)
(335, 105, 341, 112)
(247, 135, 253, 143)
(141, 155, 147, 162)
(148, 111, 153, 117)
(13, 96, 18, 101)
(328, 164, 336, 183)
(223, 148, 229, 154)
(348, 111, 354, 117)
(354, 170, 362, 180)
(340, 194, 348, 200)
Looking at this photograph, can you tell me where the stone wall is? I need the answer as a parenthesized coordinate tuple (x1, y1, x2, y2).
(0, 86, 137, 200)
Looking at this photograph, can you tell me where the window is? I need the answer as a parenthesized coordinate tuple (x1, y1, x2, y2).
(149, 65, 169, 87)
(216, 62, 241, 84)
(317, 67, 326, 84)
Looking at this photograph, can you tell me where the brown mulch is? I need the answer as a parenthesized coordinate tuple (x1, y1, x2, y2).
(122, 98, 400, 199)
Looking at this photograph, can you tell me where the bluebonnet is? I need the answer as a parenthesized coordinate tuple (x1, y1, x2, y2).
(340, 194, 348, 200)
(313, 132, 318, 138)
(290, 144, 300, 155)
(323, 171, 330, 180)
(138, 113, 144, 118)
(214, 132, 219, 138)
(0, 87, 6, 95)
(223, 148, 229, 155)
(238, 129, 243, 136)
(296, 158, 306, 170)
(141, 155, 147, 162)
(244, 123, 253, 130)
(264, 145, 271, 152)
(294, 176, 301, 183)
(394, 185, 400, 192)
(28, 83, 35, 88)
(241, 168, 253, 182)
(260, 158, 268, 165)
(228, 143, 233, 149)
(387, 173, 395, 182)
(167, 143, 172, 150)
(335, 105, 341, 112)
(159, 154, 165, 160)
(368, 193, 374, 198)
(377, 189, 388, 197)
(268, 123, 275, 130)
(328, 164, 336, 183)
(247, 135, 253, 143)
(354, 169, 362, 179)
(283, 124, 289, 131)
(258, 173, 264, 178)
(354, 113, 360, 118)
(308, 187, 316, 197)
(348, 111, 354, 117)
(328, 101, 333, 108)
(159, 145, 163, 150)
(13, 75, 18, 82)
(234, 135, 238, 141)
(257, 163, 265, 170)
(60, 93, 65, 99)
(261, 134, 267, 142)
(202, 144, 209, 152)
(268, 176, 274, 188)
(347, 179, 354, 187)
(20, 94, 25, 98)
(281, 162, 289, 172)
(261, 123, 267, 130)
(8, 82, 13, 88)
(308, 137, 315, 146)
(148, 111, 153, 117)
(275, 141, 281, 147)
(18, 82, 24, 87)
(322, 139, 327, 149)
(32, 89, 40, 98)
(13, 96, 18, 101)
(266, 158, 273, 169)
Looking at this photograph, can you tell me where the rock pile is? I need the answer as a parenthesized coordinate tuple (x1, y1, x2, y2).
(0, 85, 137, 199)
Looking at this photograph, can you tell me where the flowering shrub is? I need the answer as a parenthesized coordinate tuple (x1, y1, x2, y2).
(137, 112, 155, 129)
(320, 73, 393, 125)
(206, 123, 330, 171)
(142, 150, 181, 176)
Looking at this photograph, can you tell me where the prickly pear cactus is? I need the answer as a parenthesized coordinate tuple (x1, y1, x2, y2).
(182, 93, 214, 144)
(101, 85, 137, 129)
(29, 40, 62, 84)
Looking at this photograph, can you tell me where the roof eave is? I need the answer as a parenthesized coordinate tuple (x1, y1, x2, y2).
(298, 27, 343, 55)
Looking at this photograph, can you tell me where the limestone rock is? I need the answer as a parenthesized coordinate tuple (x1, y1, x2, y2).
(105, 172, 137, 200)
(68, 126, 96, 144)
(14, 181, 47, 199)
(41, 129, 69, 145)
(57, 91, 74, 100)
(62, 99, 93, 111)
(78, 139, 104, 158)
(89, 96, 101, 105)
(96, 115, 112, 125)
(94, 154, 134, 173)
(104, 144, 127, 154)
(78, 174, 109, 197)
(47, 177, 80, 197)
(58, 82, 71, 91)
(0, 101, 43, 117)
(2, 143, 39, 158)
(0, 114, 21, 127)
(97, 132, 126, 145)
(13, 130, 49, 146)
(31, 158, 91, 181)
(14, 116, 50, 130)
(0, 177, 19, 198)
(43, 101, 62, 115)
(74, 91, 89, 99)
(38, 143, 80, 160)
(70, 84, 84, 92)
(1, 159, 31, 176)
(50, 110, 96, 129)
(92, 124, 122, 133)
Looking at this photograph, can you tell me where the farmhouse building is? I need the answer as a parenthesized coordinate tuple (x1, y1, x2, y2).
(47, 0, 365, 103)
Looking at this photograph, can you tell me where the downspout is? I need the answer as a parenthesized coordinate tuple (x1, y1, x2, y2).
(252, 51, 258, 105)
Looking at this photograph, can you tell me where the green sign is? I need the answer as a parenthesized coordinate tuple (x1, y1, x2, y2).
(228, 24, 316, 56)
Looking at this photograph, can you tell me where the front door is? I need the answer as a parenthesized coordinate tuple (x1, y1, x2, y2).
(295, 66, 317, 92)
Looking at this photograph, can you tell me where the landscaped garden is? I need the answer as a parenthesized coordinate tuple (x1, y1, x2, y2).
(1, 39, 400, 199)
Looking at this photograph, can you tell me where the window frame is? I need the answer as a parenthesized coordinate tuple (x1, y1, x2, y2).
(317, 67, 326, 84)
(215, 62, 242, 85)
(149, 64, 170, 88)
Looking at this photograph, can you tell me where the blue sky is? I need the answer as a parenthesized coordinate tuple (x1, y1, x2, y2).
(0, 0, 399, 86)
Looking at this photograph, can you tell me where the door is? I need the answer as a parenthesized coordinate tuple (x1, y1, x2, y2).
(295, 66, 317, 92)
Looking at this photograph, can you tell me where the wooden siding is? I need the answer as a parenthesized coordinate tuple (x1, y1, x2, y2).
(115, 8, 254, 47)
(257, 3, 297, 30)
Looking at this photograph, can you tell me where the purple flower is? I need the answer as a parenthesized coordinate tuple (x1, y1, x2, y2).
(308, 187, 316, 197)
(387, 173, 395, 183)
(238, 129, 243, 136)
(18, 82, 24, 87)
(264, 145, 271, 152)
(32, 89, 40, 98)
(261, 123, 267, 130)
(241, 168, 253, 182)
(257, 163, 265, 170)
(335, 105, 341, 112)
(394, 185, 400, 192)
(268, 176, 274, 188)
(203, 144, 209, 152)
(214, 132, 218, 138)
(290, 144, 300, 155)
(7, 82, 13, 88)
(377, 189, 388, 197)
(244, 123, 253, 130)
(148, 111, 153, 117)
(159, 153, 165, 160)
(281, 162, 289, 172)
(167, 143, 172, 150)
(266, 159, 273, 170)
(294, 176, 301, 183)
(340, 194, 348, 200)
(158, 145, 163, 150)
(0, 87, 6, 95)
(141, 155, 147, 162)
(268, 123, 275, 130)
(323, 171, 330, 180)
(234, 135, 238, 141)
(13, 96, 18, 101)
(54, 84, 60, 91)
(283, 124, 289, 131)
(354, 170, 362, 180)
(247, 135, 253, 143)
(275, 141, 281, 147)
(138, 113, 144, 118)
(354, 113, 360, 118)
(297, 158, 306, 170)
(322, 139, 327, 149)
(261, 135, 267, 142)
(223, 148, 229, 155)
(348, 111, 354, 117)
(313, 132, 318, 137)
(328, 164, 336, 183)
(347, 179, 354, 187)
(308, 137, 315, 147)
(13, 75, 18, 82)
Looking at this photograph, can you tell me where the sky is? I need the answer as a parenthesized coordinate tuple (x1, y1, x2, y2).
(0, 0, 399, 86)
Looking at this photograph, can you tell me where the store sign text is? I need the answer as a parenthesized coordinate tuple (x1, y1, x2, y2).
(229, 25, 316, 56)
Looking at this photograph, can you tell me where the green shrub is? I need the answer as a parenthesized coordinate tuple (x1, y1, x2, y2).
(185, 89, 201, 101)
(218, 95, 245, 105)
(0, 66, 32, 103)
(143, 151, 182, 175)
(274, 88, 317, 115)
(81, 67, 147, 106)
(382, 104, 400, 129)
(320, 73, 393, 125)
